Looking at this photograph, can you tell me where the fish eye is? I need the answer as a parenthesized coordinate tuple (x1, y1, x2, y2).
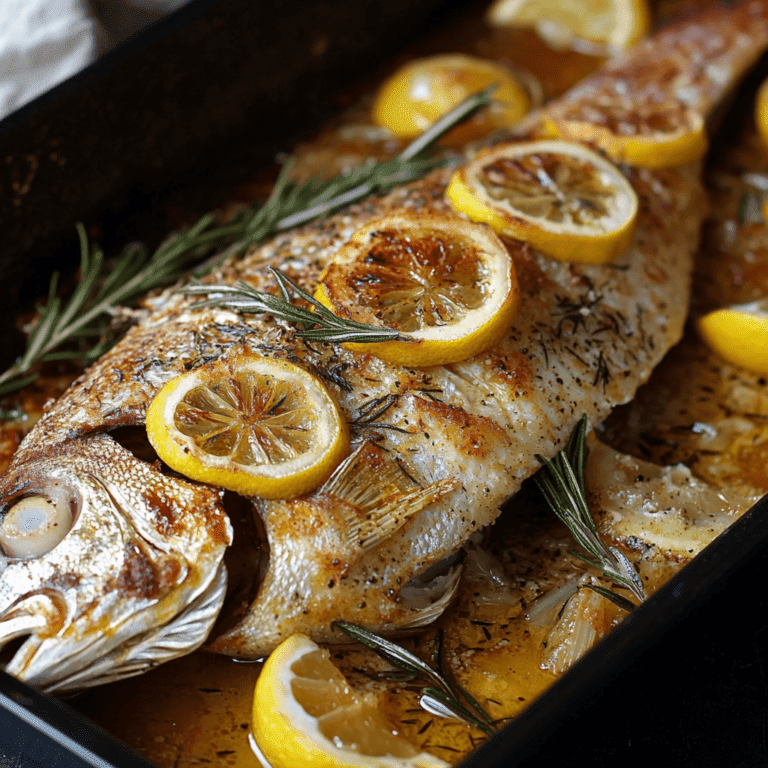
(0, 487, 78, 559)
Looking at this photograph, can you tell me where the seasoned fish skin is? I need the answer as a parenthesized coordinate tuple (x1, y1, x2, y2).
(1, 0, 768, 684)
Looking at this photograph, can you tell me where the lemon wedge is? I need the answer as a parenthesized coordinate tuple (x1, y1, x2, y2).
(446, 139, 638, 264)
(314, 213, 520, 367)
(755, 76, 768, 151)
(697, 299, 768, 375)
(145, 354, 349, 499)
(486, 0, 650, 52)
(543, 100, 708, 168)
(251, 633, 449, 768)
(372, 53, 530, 143)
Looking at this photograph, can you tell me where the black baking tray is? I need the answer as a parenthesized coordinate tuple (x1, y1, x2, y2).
(2, 0, 768, 766)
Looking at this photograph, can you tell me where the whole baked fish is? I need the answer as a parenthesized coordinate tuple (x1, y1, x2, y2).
(1, 0, 767, 695)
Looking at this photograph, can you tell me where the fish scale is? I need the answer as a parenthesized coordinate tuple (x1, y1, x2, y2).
(1, 0, 768, 691)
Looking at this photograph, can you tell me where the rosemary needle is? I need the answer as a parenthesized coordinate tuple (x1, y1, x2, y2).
(0, 88, 494, 397)
(185, 268, 403, 344)
(334, 621, 496, 736)
(534, 415, 645, 611)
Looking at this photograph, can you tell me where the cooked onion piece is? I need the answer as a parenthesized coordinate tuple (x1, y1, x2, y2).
(585, 440, 746, 560)
(540, 580, 619, 675)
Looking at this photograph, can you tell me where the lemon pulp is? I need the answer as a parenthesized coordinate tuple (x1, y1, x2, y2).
(175, 372, 316, 464)
(486, 0, 650, 52)
(543, 100, 708, 168)
(372, 53, 530, 143)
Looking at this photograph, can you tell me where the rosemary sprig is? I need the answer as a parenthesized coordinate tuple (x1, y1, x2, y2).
(0, 224, 194, 396)
(0, 88, 494, 397)
(185, 267, 402, 344)
(191, 85, 493, 276)
(334, 621, 496, 736)
(534, 415, 645, 611)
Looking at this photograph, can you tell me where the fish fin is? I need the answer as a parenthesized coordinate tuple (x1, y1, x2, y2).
(391, 565, 463, 629)
(321, 441, 458, 552)
(343, 478, 458, 552)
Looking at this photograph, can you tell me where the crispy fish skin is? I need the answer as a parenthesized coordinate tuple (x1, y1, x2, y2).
(0, 0, 767, 685)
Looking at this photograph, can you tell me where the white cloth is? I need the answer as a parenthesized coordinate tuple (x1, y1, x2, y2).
(0, 0, 96, 119)
(0, 0, 191, 120)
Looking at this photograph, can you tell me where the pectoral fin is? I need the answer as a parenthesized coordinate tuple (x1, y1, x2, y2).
(322, 441, 459, 553)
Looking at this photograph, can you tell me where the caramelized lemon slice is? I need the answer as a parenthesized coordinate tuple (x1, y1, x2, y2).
(486, 0, 649, 52)
(543, 100, 708, 168)
(372, 53, 530, 143)
(252, 634, 448, 768)
(314, 213, 520, 367)
(446, 139, 638, 264)
(697, 299, 768, 375)
(145, 354, 349, 499)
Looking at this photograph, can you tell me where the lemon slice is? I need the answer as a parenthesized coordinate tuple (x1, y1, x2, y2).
(446, 139, 638, 264)
(543, 100, 708, 168)
(755, 76, 768, 151)
(486, 0, 650, 52)
(697, 299, 768, 375)
(251, 633, 449, 768)
(372, 54, 530, 142)
(145, 354, 349, 499)
(314, 213, 520, 367)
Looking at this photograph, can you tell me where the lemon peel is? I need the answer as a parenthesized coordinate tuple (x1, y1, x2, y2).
(145, 354, 349, 499)
(697, 299, 768, 375)
(314, 213, 520, 367)
(756, 76, 768, 152)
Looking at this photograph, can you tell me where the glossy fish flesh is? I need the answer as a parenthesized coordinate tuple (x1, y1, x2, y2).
(1, 0, 767, 693)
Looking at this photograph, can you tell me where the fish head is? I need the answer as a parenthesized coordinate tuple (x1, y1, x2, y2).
(0, 432, 231, 695)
